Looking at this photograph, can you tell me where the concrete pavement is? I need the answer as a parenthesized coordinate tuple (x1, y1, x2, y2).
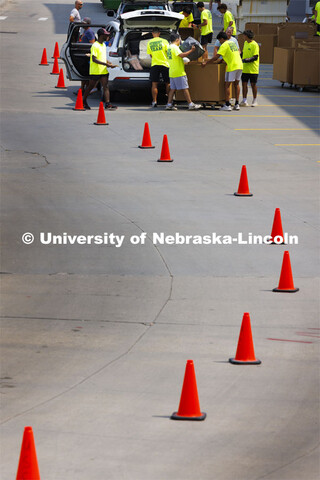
(0, 1, 319, 479)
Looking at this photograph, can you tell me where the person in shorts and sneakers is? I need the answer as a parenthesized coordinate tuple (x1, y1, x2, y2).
(166, 33, 201, 111)
(82, 28, 117, 110)
(240, 30, 259, 107)
(147, 27, 170, 108)
(202, 31, 242, 111)
(196, 2, 213, 61)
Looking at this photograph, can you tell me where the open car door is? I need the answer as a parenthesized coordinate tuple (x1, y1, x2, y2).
(60, 23, 107, 81)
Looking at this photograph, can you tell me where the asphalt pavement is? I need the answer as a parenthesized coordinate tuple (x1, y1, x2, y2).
(0, 1, 319, 479)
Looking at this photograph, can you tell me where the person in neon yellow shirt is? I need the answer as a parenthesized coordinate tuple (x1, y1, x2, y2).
(165, 32, 201, 111)
(240, 30, 259, 107)
(179, 7, 194, 28)
(196, 2, 213, 61)
(83, 28, 117, 110)
(202, 31, 242, 111)
(315, 1, 320, 35)
(147, 27, 170, 108)
(217, 3, 237, 36)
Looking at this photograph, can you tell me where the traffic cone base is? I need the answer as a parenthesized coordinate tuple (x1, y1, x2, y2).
(158, 158, 173, 162)
(171, 411, 206, 421)
(139, 122, 155, 148)
(94, 121, 109, 125)
(229, 358, 261, 365)
(273, 287, 299, 293)
(234, 192, 253, 197)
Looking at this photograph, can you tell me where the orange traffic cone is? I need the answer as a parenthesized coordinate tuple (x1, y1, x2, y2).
(234, 165, 253, 196)
(94, 102, 109, 125)
(50, 57, 60, 75)
(273, 251, 299, 293)
(270, 208, 285, 244)
(16, 426, 40, 480)
(229, 313, 261, 365)
(55, 68, 67, 89)
(52, 41, 60, 59)
(158, 135, 173, 162)
(139, 122, 154, 149)
(171, 360, 206, 421)
(73, 89, 86, 111)
(39, 48, 48, 66)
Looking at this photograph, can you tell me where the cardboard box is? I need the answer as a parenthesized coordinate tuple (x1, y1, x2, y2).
(273, 47, 295, 84)
(293, 49, 320, 86)
(178, 27, 200, 42)
(277, 23, 316, 48)
(244, 23, 260, 34)
(244, 22, 279, 35)
(258, 23, 279, 35)
(175, 62, 228, 102)
(238, 34, 277, 63)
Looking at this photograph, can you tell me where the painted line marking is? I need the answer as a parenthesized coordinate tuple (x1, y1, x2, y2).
(208, 115, 320, 118)
(38, 17, 48, 21)
(262, 95, 320, 98)
(255, 105, 320, 107)
(276, 143, 320, 146)
(234, 128, 320, 131)
(267, 338, 313, 344)
(0, 16, 8, 20)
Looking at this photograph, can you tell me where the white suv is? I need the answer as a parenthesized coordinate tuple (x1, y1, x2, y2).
(60, 8, 183, 93)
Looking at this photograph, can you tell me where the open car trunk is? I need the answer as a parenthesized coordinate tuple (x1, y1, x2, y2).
(122, 30, 170, 72)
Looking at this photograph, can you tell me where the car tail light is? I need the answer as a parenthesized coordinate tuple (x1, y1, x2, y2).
(109, 51, 120, 57)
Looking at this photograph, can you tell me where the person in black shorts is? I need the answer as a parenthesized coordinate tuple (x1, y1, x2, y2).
(196, 2, 213, 61)
(240, 30, 260, 107)
(147, 27, 170, 108)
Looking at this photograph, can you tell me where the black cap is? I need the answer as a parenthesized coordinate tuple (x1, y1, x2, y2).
(97, 28, 110, 37)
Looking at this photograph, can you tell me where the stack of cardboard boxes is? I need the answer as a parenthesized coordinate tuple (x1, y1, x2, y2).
(272, 26, 319, 87)
(176, 21, 319, 103)
(238, 21, 317, 64)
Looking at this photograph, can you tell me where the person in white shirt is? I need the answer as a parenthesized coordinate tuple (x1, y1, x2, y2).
(214, 26, 239, 58)
(70, 0, 83, 23)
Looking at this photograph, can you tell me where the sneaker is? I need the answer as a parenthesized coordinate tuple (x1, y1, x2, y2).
(165, 104, 177, 110)
(251, 99, 258, 107)
(105, 103, 118, 110)
(240, 100, 249, 107)
(83, 102, 91, 110)
(233, 103, 240, 111)
(220, 104, 232, 111)
(151, 102, 157, 108)
(188, 103, 201, 110)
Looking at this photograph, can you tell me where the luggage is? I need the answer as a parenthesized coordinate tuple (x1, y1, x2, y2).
(180, 36, 204, 61)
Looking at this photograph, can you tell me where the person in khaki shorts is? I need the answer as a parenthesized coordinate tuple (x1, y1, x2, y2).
(165, 32, 201, 111)
(202, 31, 242, 111)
